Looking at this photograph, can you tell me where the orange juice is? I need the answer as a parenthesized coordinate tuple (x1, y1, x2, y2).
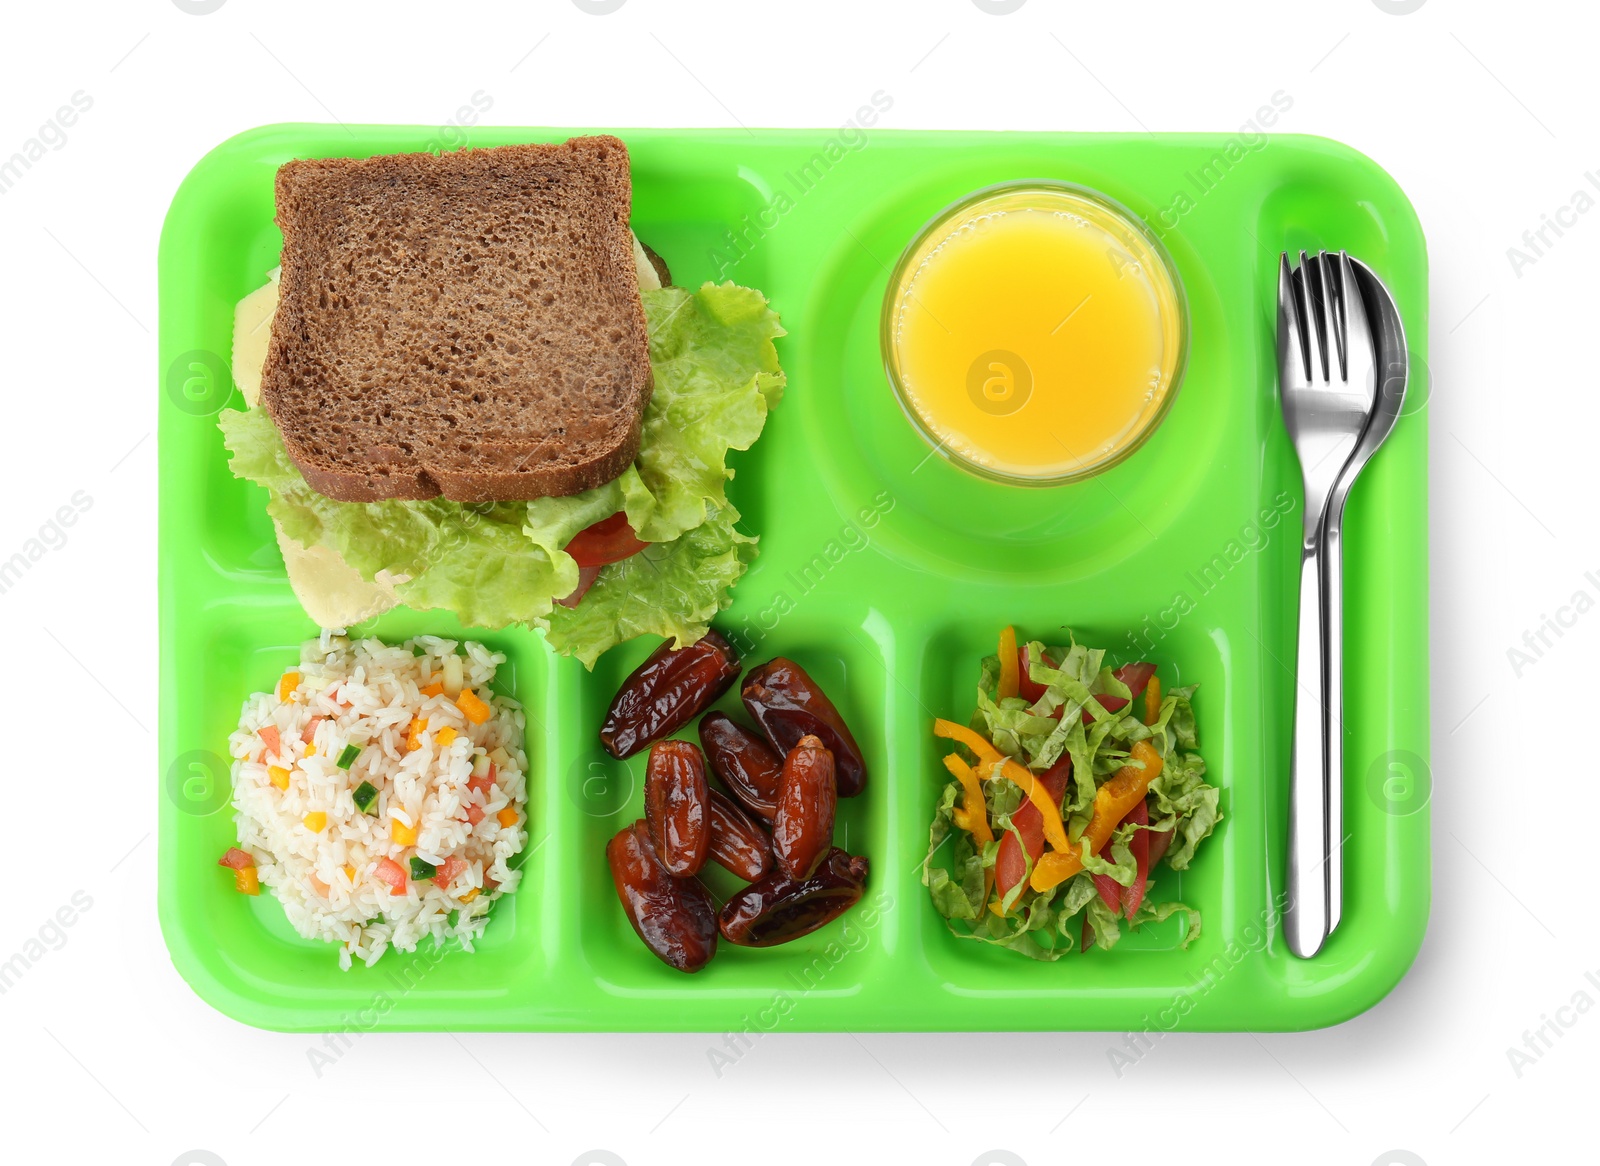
(884, 183, 1186, 483)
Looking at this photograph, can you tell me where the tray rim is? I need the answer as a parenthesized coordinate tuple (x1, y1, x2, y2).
(158, 121, 1431, 1033)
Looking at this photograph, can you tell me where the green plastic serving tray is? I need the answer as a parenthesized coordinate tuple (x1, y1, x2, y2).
(158, 124, 1429, 1032)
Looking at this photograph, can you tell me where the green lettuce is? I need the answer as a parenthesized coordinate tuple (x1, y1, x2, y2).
(219, 281, 784, 664)
(922, 635, 1222, 958)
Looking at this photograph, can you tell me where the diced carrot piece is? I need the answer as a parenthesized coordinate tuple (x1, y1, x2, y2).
(342, 864, 356, 883)
(278, 671, 301, 701)
(268, 765, 291, 791)
(390, 816, 418, 846)
(406, 718, 427, 752)
(457, 689, 491, 725)
(257, 724, 281, 758)
(421, 682, 445, 698)
(234, 867, 260, 895)
(496, 807, 519, 829)
(436, 726, 458, 748)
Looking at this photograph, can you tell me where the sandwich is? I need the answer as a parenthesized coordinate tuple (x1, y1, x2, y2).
(220, 136, 785, 666)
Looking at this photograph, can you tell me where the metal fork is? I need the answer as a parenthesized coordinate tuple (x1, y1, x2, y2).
(1276, 251, 1378, 958)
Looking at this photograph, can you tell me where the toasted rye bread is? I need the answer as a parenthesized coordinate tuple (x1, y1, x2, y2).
(260, 137, 652, 504)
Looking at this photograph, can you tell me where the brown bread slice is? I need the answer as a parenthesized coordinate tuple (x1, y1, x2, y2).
(260, 136, 652, 503)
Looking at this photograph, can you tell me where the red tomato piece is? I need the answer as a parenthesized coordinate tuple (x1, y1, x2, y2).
(217, 847, 255, 871)
(373, 857, 408, 896)
(1081, 661, 1157, 724)
(1148, 827, 1174, 867)
(434, 857, 468, 887)
(557, 564, 605, 609)
(464, 804, 486, 826)
(993, 756, 1073, 904)
(564, 512, 648, 569)
(1017, 646, 1050, 703)
(1091, 835, 1123, 914)
(1120, 800, 1152, 918)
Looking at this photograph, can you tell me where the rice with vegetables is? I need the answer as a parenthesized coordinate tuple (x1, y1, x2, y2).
(224, 633, 528, 968)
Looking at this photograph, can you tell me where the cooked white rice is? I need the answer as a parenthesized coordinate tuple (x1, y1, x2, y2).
(227, 632, 528, 968)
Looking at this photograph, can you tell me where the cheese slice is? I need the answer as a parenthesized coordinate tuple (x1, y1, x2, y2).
(230, 232, 661, 630)
(232, 268, 407, 628)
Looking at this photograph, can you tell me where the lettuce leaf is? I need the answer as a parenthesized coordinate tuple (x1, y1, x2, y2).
(218, 281, 784, 662)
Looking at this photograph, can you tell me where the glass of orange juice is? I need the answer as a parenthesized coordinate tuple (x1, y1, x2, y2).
(881, 181, 1188, 486)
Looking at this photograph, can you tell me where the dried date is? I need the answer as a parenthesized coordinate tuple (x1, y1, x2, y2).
(606, 820, 718, 972)
(741, 658, 867, 796)
(698, 711, 783, 820)
(706, 789, 773, 882)
(771, 735, 836, 880)
(600, 631, 741, 759)
(644, 740, 711, 877)
(718, 848, 869, 947)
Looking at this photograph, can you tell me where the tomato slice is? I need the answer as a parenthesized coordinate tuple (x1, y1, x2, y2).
(434, 857, 468, 887)
(994, 756, 1073, 905)
(1120, 801, 1152, 918)
(1147, 826, 1174, 868)
(1091, 835, 1123, 914)
(563, 512, 648, 569)
(1090, 799, 1156, 918)
(1080, 661, 1157, 725)
(557, 564, 605, 609)
(1017, 646, 1050, 704)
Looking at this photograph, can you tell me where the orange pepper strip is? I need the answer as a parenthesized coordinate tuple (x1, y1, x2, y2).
(932, 719, 1003, 767)
(994, 758, 1071, 854)
(1030, 741, 1164, 892)
(942, 754, 993, 845)
(1144, 676, 1162, 726)
(997, 626, 1019, 700)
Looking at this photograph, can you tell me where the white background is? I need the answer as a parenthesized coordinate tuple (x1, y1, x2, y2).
(0, 1, 1584, 1164)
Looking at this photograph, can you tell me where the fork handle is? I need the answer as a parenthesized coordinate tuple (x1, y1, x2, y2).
(1284, 527, 1332, 958)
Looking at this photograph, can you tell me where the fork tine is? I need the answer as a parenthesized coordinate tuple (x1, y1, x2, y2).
(1335, 251, 1372, 384)
(1319, 250, 1346, 380)
(1299, 250, 1328, 383)
(1278, 252, 1308, 382)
